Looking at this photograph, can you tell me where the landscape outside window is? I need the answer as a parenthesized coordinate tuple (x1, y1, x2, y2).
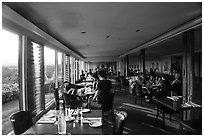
(44, 46, 55, 105)
(2, 29, 19, 135)
(58, 52, 63, 90)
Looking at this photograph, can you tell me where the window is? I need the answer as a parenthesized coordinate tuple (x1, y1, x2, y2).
(44, 46, 55, 105)
(58, 52, 63, 89)
(2, 29, 19, 135)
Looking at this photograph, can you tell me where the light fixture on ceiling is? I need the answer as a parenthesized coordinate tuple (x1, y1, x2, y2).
(106, 35, 110, 38)
(135, 30, 140, 32)
(81, 31, 87, 34)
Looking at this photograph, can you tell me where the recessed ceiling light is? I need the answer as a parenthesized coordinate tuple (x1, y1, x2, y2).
(136, 30, 140, 32)
(81, 31, 86, 34)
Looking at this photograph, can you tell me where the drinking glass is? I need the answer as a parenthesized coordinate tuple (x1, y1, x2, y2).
(65, 104, 71, 118)
(76, 107, 83, 124)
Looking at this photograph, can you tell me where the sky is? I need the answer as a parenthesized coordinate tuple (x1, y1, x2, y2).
(1, 29, 19, 66)
(1, 29, 58, 66)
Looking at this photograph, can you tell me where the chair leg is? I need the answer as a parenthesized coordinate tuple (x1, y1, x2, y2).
(162, 112, 165, 127)
(169, 114, 172, 121)
(150, 95, 153, 104)
(156, 107, 159, 121)
(140, 96, 143, 105)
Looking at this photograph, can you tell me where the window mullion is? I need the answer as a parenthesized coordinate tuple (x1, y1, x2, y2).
(19, 35, 28, 111)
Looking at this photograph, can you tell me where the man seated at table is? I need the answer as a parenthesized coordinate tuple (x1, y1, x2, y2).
(63, 81, 95, 97)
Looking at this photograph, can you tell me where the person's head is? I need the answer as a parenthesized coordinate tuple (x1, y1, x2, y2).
(64, 81, 73, 91)
(98, 69, 107, 80)
(150, 75, 154, 80)
(172, 69, 177, 76)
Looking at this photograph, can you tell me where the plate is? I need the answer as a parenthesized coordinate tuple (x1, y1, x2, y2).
(89, 122, 102, 127)
(82, 109, 91, 113)
(65, 116, 75, 122)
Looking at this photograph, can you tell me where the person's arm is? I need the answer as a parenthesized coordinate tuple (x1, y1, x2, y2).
(171, 80, 176, 86)
(67, 88, 74, 94)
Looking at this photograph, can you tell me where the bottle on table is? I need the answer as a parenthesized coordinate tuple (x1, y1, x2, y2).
(58, 100, 66, 135)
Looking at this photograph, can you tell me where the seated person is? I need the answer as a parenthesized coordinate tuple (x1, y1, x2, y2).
(86, 73, 94, 82)
(80, 70, 86, 80)
(149, 75, 155, 85)
(145, 77, 152, 89)
(155, 76, 162, 86)
(171, 73, 182, 96)
(64, 81, 94, 98)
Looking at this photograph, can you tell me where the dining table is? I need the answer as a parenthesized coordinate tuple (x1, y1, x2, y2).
(24, 109, 111, 135)
(154, 97, 202, 133)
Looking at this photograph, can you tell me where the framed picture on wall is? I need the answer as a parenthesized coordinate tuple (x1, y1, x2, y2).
(152, 62, 155, 69)
(156, 62, 159, 70)
(164, 61, 168, 71)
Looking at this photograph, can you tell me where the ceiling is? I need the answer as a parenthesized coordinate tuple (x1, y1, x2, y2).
(4, 2, 202, 62)
(130, 25, 202, 57)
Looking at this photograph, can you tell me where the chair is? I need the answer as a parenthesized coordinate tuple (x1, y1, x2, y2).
(142, 86, 152, 103)
(87, 95, 94, 109)
(62, 92, 87, 109)
(10, 111, 33, 135)
(113, 110, 128, 135)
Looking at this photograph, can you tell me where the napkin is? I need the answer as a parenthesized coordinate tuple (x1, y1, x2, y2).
(37, 117, 56, 124)
(181, 102, 191, 108)
(167, 96, 182, 101)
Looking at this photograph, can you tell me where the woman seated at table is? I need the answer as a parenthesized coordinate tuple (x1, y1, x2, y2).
(171, 72, 182, 96)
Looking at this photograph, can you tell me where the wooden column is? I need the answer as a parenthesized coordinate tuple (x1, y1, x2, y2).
(140, 49, 146, 76)
(182, 29, 195, 102)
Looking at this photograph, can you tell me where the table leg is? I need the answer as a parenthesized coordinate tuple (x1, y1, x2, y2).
(155, 103, 159, 121)
(179, 110, 183, 134)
